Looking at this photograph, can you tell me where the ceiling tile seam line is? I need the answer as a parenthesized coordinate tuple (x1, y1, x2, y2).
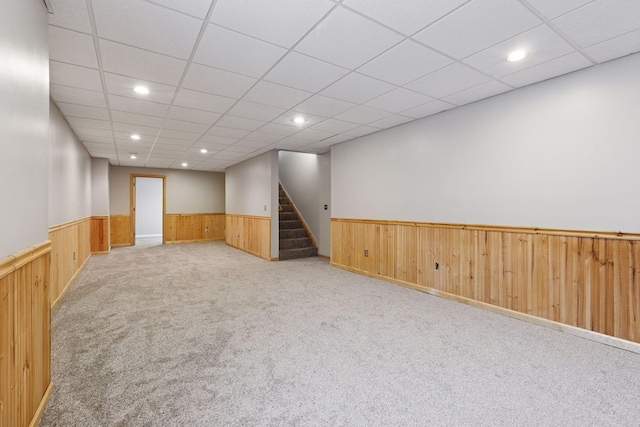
(518, 0, 598, 65)
(545, 0, 598, 21)
(85, 0, 121, 165)
(583, 27, 640, 51)
(495, 50, 590, 81)
(140, 0, 210, 21)
(184, 2, 348, 153)
(142, 0, 222, 168)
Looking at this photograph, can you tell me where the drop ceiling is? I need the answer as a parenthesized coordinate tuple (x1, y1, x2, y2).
(47, 0, 640, 171)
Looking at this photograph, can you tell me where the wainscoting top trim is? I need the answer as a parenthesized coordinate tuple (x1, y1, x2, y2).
(331, 218, 640, 241)
(48, 216, 92, 233)
(0, 240, 52, 279)
(165, 213, 225, 216)
(225, 213, 270, 220)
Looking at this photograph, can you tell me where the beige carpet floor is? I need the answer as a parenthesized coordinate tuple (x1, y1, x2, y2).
(41, 241, 640, 426)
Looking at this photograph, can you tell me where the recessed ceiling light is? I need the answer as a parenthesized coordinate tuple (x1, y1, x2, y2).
(506, 50, 528, 62)
(182, 162, 188, 167)
(129, 154, 137, 159)
(200, 148, 208, 153)
(133, 86, 149, 95)
(130, 134, 141, 140)
(293, 116, 306, 124)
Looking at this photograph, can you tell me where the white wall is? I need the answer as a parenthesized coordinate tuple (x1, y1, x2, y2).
(278, 151, 331, 257)
(109, 166, 225, 215)
(91, 158, 110, 216)
(135, 177, 163, 236)
(49, 100, 92, 226)
(226, 150, 279, 258)
(0, 0, 49, 258)
(332, 53, 640, 233)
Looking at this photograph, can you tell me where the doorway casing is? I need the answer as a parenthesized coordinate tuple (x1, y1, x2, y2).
(130, 174, 166, 245)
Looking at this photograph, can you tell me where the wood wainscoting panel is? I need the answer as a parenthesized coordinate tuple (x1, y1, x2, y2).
(0, 242, 52, 427)
(225, 214, 271, 260)
(165, 213, 225, 243)
(90, 216, 110, 253)
(49, 218, 92, 306)
(331, 218, 640, 344)
(110, 214, 131, 247)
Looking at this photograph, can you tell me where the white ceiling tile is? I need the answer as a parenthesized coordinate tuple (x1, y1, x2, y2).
(92, 0, 202, 60)
(173, 89, 235, 113)
(50, 61, 102, 92)
(414, 0, 541, 59)
(404, 62, 491, 98)
(293, 95, 356, 118)
(342, 125, 381, 137)
(163, 119, 211, 134)
(242, 132, 284, 144)
(242, 81, 312, 109)
(83, 142, 114, 150)
(553, 1, 640, 48)
(205, 126, 250, 139)
(357, 40, 454, 86)
(275, 137, 312, 147)
(320, 72, 395, 104)
(79, 135, 114, 144)
(104, 73, 176, 104)
(464, 25, 578, 78)
(396, 100, 455, 119)
(183, 63, 257, 98)
(74, 127, 113, 138)
(51, 85, 107, 108)
(221, 145, 257, 153)
(442, 80, 512, 106)
(99, 39, 187, 86)
(294, 128, 336, 141)
(364, 88, 433, 113)
(526, 0, 595, 19)
(265, 52, 349, 92)
(159, 129, 203, 141)
(333, 105, 391, 125)
(147, 0, 214, 19)
(115, 138, 154, 149)
(310, 119, 360, 134)
(145, 159, 175, 168)
(56, 103, 109, 121)
(216, 115, 266, 132)
(211, 0, 334, 48)
(108, 94, 170, 117)
(368, 114, 414, 129)
(258, 123, 302, 137)
(316, 134, 353, 145)
(114, 131, 156, 142)
(196, 141, 235, 151)
(585, 29, 640, 63)
(499, 52, 592, 87)
(49, 26, 98, 68)
(111, 111, 165, 128)
(227, 101, 286, 122)
(67, 117, 112, 130)
(295, 7, 403, 69)
(154, 141, 191, 150)
(167, 106, 221, 125)
(343, 0, 467, 35)
(194, 25, 287, 77)
(48, 0, 93, 32)
(113, 122, 160, 136)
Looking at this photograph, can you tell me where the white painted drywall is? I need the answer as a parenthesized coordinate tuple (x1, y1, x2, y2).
(332, 52, 640, 233)
(91, 158, 110, 216)
(278, 151, 331, 257)
(109, 166, 225, 215)
(0, 0, 49, 258)
(318, 152, 331, 257)
(49, 100, 92, 226)
(226, 150, 279, 258)
(135, 177, 163, 237)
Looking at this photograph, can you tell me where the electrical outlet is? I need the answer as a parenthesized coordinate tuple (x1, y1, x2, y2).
(364, 249, 368, 257)
(205, 226, 209, 233)
(73, 252, 76, 260)
(435, 262, 439, 270)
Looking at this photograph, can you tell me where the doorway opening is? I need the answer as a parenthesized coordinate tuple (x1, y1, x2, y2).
(130, 174, 166, 247)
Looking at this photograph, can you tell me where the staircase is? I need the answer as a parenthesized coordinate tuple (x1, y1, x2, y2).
(279, 184, 317, 260)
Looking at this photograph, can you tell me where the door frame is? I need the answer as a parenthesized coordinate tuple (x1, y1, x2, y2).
(130, 174, 166, 245)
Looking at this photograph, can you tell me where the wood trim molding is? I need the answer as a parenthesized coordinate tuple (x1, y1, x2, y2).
(279, 182, 317, 248)
(317, 254, 330, 260)
(331, 218, 640, 241)
(331, 262, 640, 355)
(0, 241, 52, 280)
(225, 213, 271, 220)
(48, 216, 92, 233)
(166, 212, 225, 216)
(28, 381, 53, 427)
